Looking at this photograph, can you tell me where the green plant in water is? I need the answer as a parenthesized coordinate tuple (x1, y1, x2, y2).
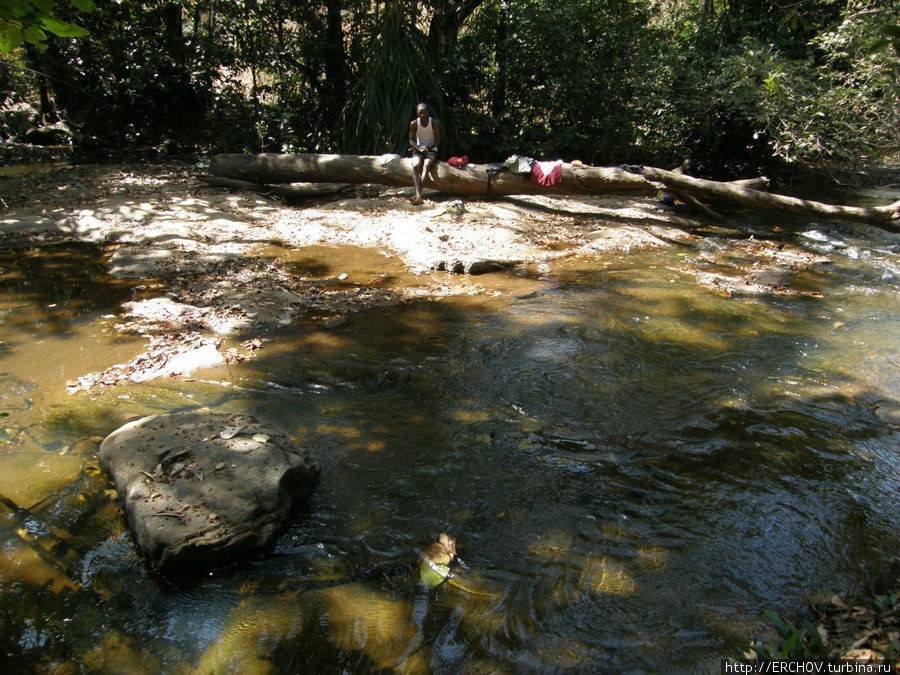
(750, 609, 829, 660)
(418, 533, 457, 589)
(752, 586, 900, 663)
(871, 590, 900, 661)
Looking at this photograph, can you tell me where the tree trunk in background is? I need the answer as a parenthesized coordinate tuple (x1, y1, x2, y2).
(427, 0, 486, 68)
(322, 0, 349, 127)
(24, 46, 55, 123)
(491, 2, 508, 121)
(426, 0, 488, 149)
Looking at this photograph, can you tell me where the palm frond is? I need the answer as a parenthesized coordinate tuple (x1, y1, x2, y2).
(340, 1, 443, 154)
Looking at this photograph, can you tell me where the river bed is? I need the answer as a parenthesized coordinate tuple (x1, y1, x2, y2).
(1, 171, 899, 673)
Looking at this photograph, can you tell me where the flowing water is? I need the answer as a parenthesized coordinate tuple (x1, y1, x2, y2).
(1, 201, 899, 673)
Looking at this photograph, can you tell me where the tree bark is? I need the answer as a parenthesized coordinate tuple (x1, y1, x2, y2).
(198, 176, 355, 203)
(428, 0, 486, 68)
(208, 153, 900, 229)
(210, 152, 654, 196)
(322, 0, 349, 127)
(635, 166, 900, 228)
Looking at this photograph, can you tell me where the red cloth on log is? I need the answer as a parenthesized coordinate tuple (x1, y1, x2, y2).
(530, 160, 563, 186)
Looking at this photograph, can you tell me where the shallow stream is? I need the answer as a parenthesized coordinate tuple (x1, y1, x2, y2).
(1, 197, 899, 672)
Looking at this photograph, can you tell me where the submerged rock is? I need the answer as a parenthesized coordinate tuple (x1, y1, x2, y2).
(99, 412, 319, 572)
(66, 333, 228, 394)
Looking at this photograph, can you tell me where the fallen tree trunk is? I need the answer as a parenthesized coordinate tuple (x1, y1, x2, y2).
(634, 166, 900, 229)
(208, 153, 900, 229)
(209, 152, 653, 196)
(198, 176, 355, 203)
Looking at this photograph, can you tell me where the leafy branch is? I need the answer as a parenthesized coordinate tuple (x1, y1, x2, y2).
(0, 0, 93, 54)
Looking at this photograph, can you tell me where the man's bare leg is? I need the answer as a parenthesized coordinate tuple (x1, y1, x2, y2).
(410, 154, 424, 203)
(422, 155, 435, 189)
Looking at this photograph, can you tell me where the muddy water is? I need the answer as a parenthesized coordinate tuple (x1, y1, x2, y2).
(1, 212, 899, 673)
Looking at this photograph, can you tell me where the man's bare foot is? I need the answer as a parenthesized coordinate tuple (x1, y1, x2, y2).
(410, 198, 424, 205)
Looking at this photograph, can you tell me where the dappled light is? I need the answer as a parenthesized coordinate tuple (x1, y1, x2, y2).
(2, 0, 899, 665)
(320, 584, 418, 669)
(0, 537, 78, 594)
(0, 452, 85, 509)
(192, 594, 307, 674)
(81, 631, 161, 675)
(0, 162, 898, 672)
(581, 556, 639, 597)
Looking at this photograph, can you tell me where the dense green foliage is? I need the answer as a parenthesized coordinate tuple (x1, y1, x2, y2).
(340, 1, 443, 154)
(2, 0, 898, 172)
(453, 0, 654, 163)
(0, 0, 92, 53)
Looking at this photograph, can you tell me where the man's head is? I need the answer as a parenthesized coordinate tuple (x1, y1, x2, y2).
(416, 103, 429, 120)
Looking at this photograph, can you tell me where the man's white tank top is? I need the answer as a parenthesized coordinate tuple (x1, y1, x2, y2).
(416, 117, 435, 148)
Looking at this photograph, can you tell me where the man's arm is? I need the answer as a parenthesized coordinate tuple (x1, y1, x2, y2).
(432, 120, 441, 149)
(409, 121, 420, 151)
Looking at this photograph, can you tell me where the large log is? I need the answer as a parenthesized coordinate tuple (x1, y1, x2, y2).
(198, 175, 355, 203)
(209, 152, 654, 196)
(208, 153, 900, 229)
(635, 166, 900, 229)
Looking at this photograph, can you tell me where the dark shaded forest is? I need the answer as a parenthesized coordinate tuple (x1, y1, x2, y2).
(2, 0, 898, 177)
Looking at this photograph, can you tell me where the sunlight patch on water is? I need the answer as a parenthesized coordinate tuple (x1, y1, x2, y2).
(0, 535, 77, 593)
(1, 215, 899, 672)
(320, 584, 419, 670)
(581, 556, 639, 597)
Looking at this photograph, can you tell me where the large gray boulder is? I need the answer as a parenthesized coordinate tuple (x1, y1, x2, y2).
(99, 412, 319, 572)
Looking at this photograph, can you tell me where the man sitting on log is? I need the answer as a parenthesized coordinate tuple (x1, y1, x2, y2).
(408, 103, 440, 205)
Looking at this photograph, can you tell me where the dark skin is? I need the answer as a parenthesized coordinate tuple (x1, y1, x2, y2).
(409, 105, 440, 154)
(408, 104, 440, 204)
